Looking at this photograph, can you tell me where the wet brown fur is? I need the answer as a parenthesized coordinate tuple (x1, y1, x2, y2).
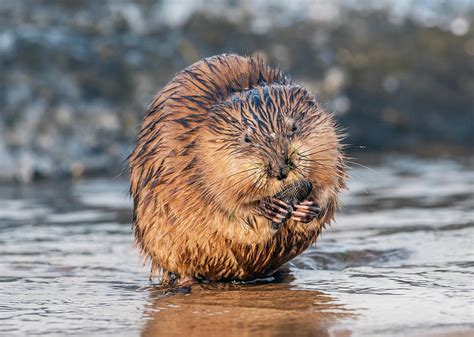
(129, 54, 346, 284)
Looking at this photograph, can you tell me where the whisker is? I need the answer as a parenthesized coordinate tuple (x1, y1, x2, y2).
(228, 167, 261, 178)
(299, 146, 341, 158)
(293, 166, 307, 180)
(298, 142, 365, 158)
(298, 161, 347, 180)
(212, 170, 262, 201)
(209, 166, 262, 186)
(298, 140, 342, 156)
(345, 160, 380, 175)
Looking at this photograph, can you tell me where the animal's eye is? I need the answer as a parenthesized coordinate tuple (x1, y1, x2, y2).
(288, 121, 298, 138)
(243, 134, 252, 143)
(286, 117, 298, 136)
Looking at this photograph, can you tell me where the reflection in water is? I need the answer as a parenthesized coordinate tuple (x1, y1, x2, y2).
(1, 157, 473, 336)
(141, 283, 352, 337)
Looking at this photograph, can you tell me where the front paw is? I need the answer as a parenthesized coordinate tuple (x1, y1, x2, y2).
(290, 200, 321, 223)
(259, 198, 292, 228)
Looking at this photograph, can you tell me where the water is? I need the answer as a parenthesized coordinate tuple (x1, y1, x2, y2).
(1, 156, 473, 337)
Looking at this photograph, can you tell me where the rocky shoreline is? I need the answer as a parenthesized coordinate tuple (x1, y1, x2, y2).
(1, 1, 472, 182)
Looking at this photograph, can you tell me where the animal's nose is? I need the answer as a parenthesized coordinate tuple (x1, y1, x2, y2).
(276, 166, 289, 180)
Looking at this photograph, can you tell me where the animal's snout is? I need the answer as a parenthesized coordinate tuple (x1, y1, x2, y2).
(270, 160, 293, 180)
(276, 166, 289, 180)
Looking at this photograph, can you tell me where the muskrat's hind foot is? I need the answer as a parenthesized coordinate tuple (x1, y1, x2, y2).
(291, 200, 321, 223)
(259, 198, 292, 229)
(177, 275, 197, 287)
(161, 272, 197, 289)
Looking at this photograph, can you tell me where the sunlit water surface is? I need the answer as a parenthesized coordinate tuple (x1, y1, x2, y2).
(1, 157, 473, 337)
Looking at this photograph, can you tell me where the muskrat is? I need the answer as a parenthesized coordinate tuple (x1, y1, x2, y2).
(129, 54, 346, 286)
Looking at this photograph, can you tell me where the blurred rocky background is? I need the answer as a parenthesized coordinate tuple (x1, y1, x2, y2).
(1, 0, 473, 182)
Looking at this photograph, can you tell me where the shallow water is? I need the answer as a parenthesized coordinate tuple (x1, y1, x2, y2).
(1, 156, 473, 337)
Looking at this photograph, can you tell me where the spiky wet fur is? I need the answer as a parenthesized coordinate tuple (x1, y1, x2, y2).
(129, 54, 346, 285)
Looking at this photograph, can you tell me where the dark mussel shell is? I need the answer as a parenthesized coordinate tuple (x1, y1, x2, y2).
(273, 180, 313, 207)
(270, 180, 313, 230)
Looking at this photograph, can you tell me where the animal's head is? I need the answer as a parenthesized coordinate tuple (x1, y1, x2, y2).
(199, 84, 346, 211)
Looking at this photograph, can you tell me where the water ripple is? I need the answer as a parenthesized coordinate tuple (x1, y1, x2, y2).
(1, 157, 473, 336)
